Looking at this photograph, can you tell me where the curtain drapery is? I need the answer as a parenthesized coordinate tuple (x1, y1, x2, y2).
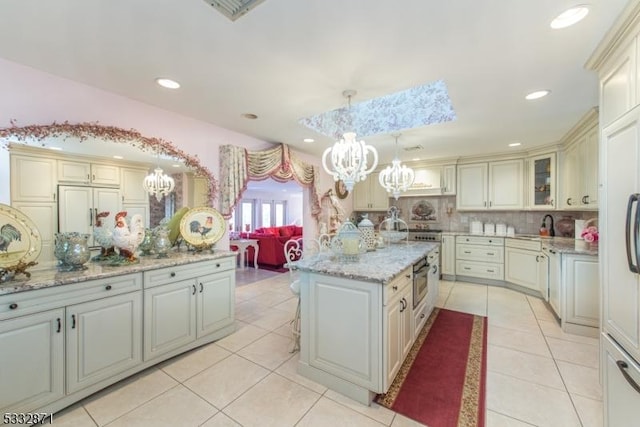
(219, 143, 321, 221)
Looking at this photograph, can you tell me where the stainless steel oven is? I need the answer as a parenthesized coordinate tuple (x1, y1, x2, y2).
(412, 256, 429, 309)
(408, 230, 442, 278)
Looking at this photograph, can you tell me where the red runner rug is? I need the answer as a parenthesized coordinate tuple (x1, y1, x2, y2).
(376, 308, 487, 427)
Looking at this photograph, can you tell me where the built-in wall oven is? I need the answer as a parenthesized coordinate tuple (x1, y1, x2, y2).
(413, 248, 440, 309)
(408, 230, 442, 278)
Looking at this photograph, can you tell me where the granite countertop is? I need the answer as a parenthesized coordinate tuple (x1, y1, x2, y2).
(0, 249, 237, 296)
(293, 241, 439, 285)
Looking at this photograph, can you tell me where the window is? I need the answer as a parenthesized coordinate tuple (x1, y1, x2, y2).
(230, 198, 287, 231)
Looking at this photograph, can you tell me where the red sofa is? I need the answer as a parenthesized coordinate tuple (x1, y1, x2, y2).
(233, 225, 303, 268)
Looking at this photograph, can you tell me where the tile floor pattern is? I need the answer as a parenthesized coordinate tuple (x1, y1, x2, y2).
(51, 275, 602, 427)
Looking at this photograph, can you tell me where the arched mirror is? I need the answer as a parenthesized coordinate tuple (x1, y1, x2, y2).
(0, 121, 218, 265)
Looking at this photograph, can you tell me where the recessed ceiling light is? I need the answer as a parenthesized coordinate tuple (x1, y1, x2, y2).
(155, 78, 180, 89)
(48, 146, 62, 151)
(509, 142, 522, 147)
(412, 158, 420, 161)
(113, 155, 124, 159)
(172, 164, 181, 168)
(242, 113, 258, 120)
(525, 90, 550, 100)
(303, 138, 314, 143)
(551, 5, 589, 29)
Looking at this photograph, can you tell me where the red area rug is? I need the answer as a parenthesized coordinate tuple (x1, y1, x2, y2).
(376, 308, 487, 427)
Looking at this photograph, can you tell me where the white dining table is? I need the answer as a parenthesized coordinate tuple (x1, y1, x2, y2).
(230, 239, 259, 269)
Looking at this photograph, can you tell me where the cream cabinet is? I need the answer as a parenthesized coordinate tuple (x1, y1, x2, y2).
(564, 254, 599, 329)
(11, 201, 57, 264)
(544, 245, 561, 315)
(442, 164, 456, 195)
(457, 160, 524, 210)
(58, 185, 121, 246)
(353, 172, 388, 210)
(560, 110, 599, 210)
(10, 154, 57, 203)
(602, 333, 640, 427)
(143, 259, 235, 361)
(528, 153, 556, 209)
(121, 167, 151, 227)
(0, 308, 65, 413)
(384, 270, 413, 389)
(455, 236, 504, 281)
(504, 239, 543, 294)
(58, 160, 120, 186)
(441, 234, 456, 277)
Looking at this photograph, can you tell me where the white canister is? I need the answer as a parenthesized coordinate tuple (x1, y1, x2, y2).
(495, 223, 507, 236)
(574, 219, 586, 240)
(506, 226, 515, 237)
(484, 223, 495, 236)
(470, 220, 483, 235)
(358, 214, 377, 251)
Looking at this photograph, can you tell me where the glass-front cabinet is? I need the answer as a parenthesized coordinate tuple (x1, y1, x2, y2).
(528, 153, 556, 209)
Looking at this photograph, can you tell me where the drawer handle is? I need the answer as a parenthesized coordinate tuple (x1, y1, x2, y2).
(487, 269, 495, 273)
(464, 251, 471, 254)
(616, 360, 640, 394)
(405, 274, 411, 278)
(464, 267, 471, 270)
(105, 285, 112, 291)
(170, 272, 176, 277)
(192, 284, 196, 295)
(71, 314, 76, 329)
(393, 285, 398, 291)
(199, 283, 203, 293)
(420, 313, 425, 319)
(56, 318, 61, 333)
(9, 303, 18, 310)
(487, 252, 494, 256)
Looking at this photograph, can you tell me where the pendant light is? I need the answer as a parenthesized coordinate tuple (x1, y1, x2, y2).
(143, 143, 176, 202)
(322, 90, 379, 192)
(378, 133, 415, 200)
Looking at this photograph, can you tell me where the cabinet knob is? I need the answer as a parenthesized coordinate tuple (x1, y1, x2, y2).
(216, 263, 221, 268)
(170, 272, 176, 277)
(405, 274, 411, 278)
(105, 285, 112, 291)
(420, 313, 425, 319)
(9, 303, 18, 310)
(567, 197, 573, 206)
(393, 285, 398, 290)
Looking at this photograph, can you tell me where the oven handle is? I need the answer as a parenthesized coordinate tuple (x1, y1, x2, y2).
(414, 263, 429, 274)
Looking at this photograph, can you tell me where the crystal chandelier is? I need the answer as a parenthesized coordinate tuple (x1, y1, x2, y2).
(322, 90, 379, 192)
(143, 144, 175, 202)
(378, 134, 415, 200)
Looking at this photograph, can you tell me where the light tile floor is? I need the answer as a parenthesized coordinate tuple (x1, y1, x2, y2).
(52, 276, 602, 427)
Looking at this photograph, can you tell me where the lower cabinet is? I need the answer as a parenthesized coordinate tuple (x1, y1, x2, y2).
(0, 256, 236, 416)
(564, 254, 599, 329)
(385, 281, 412, 389)
(601, 333, 640, 427)
(455, 236, 504, 281)
(504, 239, 545, 296)
(441, 234, 456, 277)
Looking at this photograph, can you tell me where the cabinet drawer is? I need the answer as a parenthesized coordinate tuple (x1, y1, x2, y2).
(505, 238, 541, 251)
(456, 244, 504, 263)
(456, 235, 504, 246)
(383, 267, 412, 305)
(143, 258, 235, 288)
(456, 260, 504, 280)
(0, 273, 142, 320)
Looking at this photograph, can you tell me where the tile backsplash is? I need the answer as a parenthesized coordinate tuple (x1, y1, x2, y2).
(353, 195, 598, 237)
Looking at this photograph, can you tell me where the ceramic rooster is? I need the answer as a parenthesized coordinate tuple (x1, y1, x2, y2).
(112, 211, 145, 261)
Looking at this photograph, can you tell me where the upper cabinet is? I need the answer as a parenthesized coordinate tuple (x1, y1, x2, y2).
(528, 153, 556, 210)
(441, 164, 456, 195)
(353, 172, 389, 211)
(58, 160, 120, 186)
(457, 159, 524, 210)
(121, 167, 150, 204)
(395, 164, 457, 197)
(559, 109, 599, 210)
(599, 39, 636, 128)
(10, 154, 57, 202)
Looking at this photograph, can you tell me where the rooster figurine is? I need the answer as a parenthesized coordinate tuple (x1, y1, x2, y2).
(112, 211, 145, 261)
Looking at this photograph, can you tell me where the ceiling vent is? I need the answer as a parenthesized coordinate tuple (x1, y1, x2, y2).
(203, 0, 267, 21)
(403, 145, 423, 151)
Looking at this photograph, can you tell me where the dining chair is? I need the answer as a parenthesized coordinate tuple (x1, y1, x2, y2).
(283, 238, 303, 352)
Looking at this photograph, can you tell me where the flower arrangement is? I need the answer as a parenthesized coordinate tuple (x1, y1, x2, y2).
(581, 226, 599, 243)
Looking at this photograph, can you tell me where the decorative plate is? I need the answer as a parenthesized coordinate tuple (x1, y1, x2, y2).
(179, 207, 226, 247)
(0, 203, 42, 268)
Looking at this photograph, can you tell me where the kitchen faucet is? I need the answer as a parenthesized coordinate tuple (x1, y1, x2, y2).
(541, 214, 555, 237)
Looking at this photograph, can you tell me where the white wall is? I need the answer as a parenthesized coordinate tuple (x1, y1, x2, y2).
(0, 57, 333, 247)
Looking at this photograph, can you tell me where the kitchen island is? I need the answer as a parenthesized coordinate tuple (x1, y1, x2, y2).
(294, 242, 439, 405)
(0, 249, 236, 416)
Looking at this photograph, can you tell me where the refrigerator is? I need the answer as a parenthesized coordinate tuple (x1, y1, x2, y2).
(601, 111, 640, 426)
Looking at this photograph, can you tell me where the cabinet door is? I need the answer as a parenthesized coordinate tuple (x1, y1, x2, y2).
(121, 168, 150, 204)
(66, 292, 142, 394)
(352, 180, 370, 210)
(369, 172, 389, 210)
(602, 110, 640, 361)
(489, 159, 524, 210)
(93, 187, 121, 230)
(91, 164, 120, 186)
(441, 235, 456, 275)
(442, 165, 456, 195)
(457, 163, 488, 210)
(11, 201, 57, 264)
(385, 296, 402, 389)
(548, 249, 561, 316)
(122, 204, 150, 228)
(504, 247, 540, 292)
(602, 333, 640, 427)
(564, 255, 599, 328)
(562, 143, 580, 209)
(400, 286, 413, 358)
(58, 186, 92, 236)
(582, 127, 599, 208)
(144, 279, 196, 361)
(529, 153, 556, 209)
(196, 271, 235, 338)
(600, 40, 636, 127)
(10, 155, 56, 202)
(538, 252, 549, 302)
(0, 309, 64, 413)
(58, 160, 91, 184)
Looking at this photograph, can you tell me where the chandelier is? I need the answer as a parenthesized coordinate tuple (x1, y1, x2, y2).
(378, 134, 415, 200)
(322, 90, 379, 192)
(143, 144, 176, 202)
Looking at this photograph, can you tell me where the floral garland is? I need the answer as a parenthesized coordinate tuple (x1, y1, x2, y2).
(0, 120, 218, 205)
